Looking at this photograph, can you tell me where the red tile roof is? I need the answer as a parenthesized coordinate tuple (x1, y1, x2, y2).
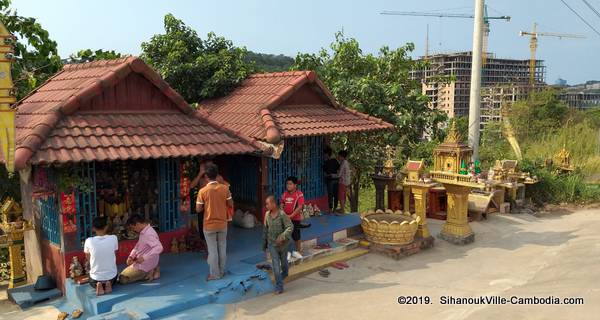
(406, 160, 424, 171)
(199, 71, 393, 145)
(13, 57, 260, 169)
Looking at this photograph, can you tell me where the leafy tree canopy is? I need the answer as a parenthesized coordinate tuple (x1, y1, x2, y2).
(510, 88, 569, 141)
(245, 51, 294, 72)
(292, 32, 446, 211)
(68, 49, 122, 63)
(1, 0, 61, 99)
(141, 14, 254, 102)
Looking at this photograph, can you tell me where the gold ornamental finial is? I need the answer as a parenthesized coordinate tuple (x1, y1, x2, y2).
(444, 119, 461, 144)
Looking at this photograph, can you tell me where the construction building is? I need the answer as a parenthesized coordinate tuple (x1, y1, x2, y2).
(557, 81, 600, 110)
(411, 51, 545, 118)
(480, 85, 531, 130)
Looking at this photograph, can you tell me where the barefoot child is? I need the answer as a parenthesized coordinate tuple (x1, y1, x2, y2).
(263, 195, 293, 294)
(84, 216, 118, 296)
(120, 214, 163, 283)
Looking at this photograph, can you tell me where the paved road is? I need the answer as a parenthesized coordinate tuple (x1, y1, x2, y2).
(2, 207, 599, 320)
(226, 207, 600, 320)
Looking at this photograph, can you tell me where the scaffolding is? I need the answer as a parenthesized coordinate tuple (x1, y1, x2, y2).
(411, 51, 545, 117)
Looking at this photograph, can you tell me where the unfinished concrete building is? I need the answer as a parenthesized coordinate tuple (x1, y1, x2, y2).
(480, 85, 531, 130)
(411, 51, 545, 118)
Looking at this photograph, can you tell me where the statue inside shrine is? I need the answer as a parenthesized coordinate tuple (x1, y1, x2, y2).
(69, 256, 84, 279)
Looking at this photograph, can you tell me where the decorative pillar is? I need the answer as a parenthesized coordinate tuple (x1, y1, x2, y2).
(403, 186, 411, 214)
(372, 176, 389, 211)
(410, 185, 433, 239)
(7, 228, 27, 288)
(439, 184, 474, 245)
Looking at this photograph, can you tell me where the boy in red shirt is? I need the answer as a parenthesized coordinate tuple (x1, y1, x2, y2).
(280, 176, 304, 260)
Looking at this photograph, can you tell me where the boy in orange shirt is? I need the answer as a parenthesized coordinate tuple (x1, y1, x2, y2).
(196, 163, 233, 281)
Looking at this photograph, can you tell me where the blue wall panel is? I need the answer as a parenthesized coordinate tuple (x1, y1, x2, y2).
(157, 158, 180, 232)
(268, 136, 325, 201)
(40, 196, 60, 245)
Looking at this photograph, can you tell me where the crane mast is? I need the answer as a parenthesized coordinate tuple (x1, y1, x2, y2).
(519, 22, 585, 86)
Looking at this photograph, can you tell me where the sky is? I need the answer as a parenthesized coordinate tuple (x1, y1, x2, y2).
(11, 0, 600, 84)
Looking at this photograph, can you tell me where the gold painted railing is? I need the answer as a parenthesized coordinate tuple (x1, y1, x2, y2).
(430, 171, 484, 188)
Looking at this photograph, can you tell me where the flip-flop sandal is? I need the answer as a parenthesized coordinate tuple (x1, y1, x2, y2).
(318, 269, 330, 277)
(331, 262, 345, 270)
(336, 261, 349, 268)
(57, 312, 69, 320)
(206, 275, 221, 281)
(72, 309, 83, 319)
(255, 263, 272, 270)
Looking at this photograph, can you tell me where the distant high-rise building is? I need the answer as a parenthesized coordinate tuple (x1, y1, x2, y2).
(410, 51, 546, 118)
(554, 78, 568, 86)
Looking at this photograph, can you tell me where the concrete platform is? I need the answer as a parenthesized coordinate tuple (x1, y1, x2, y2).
(367, 236, 435, 260)
(7, 284, 62, 308)
(60, 213, 363, 319)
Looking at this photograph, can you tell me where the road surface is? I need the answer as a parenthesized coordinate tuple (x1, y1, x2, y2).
(226, 207, 600, 320)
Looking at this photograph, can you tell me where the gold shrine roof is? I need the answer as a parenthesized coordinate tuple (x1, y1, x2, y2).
(435, 120, 472, 153)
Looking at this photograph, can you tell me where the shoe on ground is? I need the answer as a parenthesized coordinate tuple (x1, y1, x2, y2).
(292, 251, 303, 259)
(318, 269, 330, 277)
(287, 252, 292, 262)
(72, 309, 83, 319)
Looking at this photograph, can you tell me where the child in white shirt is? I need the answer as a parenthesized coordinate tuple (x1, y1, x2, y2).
(84, 216, 118, 296)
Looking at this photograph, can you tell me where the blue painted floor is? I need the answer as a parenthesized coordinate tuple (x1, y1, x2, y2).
(52, 213, 361, 319)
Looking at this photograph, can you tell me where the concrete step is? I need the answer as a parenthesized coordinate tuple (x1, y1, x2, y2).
(285, 247, 369, 282)
(98, 270, 270, 320)
(291, 237, 359, 266)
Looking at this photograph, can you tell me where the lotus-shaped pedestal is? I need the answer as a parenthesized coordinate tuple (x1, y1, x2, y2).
(360, 209, 420, 245)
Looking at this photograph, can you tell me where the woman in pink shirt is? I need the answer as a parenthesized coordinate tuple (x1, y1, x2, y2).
(119, 214, 163, 284)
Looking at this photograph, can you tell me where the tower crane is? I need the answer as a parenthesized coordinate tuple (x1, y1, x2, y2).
(381, 6, 510, 65)
(519, 23, 585, 86)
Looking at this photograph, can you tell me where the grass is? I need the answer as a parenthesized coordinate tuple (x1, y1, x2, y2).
(357, 185, 384, 213)
(523, 122, 600, 179)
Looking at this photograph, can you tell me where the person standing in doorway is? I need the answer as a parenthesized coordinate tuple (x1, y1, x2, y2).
(196, 163, 233, 281)
(263, 195, 293, 294)
(280, 176, 304, 260)
(323, 147, 340, 214)
(338, 150, 351, 214)
(191, 160, 232, 230)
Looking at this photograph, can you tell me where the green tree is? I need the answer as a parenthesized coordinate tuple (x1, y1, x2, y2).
(141, 14, 254, 102)
(68, 49, 122, 63)
(244, 51, 294, 72)
(479, 121, 514, 167)
(292, 32, 446, 211)
(1, 0, 61, 201)
(1, 0, 61, 100)
(511, 88, 569, 142)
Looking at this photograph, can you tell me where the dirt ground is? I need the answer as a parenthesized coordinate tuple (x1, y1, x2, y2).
(0, 282, 59, 320)
(1, 206, 599, 320)
(226, 207, 600, 320)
